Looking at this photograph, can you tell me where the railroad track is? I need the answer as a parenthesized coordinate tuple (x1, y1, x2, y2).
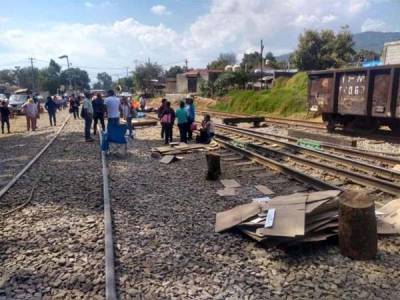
(212, 124, 400, 203)
(199, 109, 400, 142)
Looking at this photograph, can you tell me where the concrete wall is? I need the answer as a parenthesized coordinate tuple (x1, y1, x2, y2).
(176, 74, 188, 94)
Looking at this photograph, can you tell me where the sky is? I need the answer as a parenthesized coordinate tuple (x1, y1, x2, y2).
(0, 0, 399, 81)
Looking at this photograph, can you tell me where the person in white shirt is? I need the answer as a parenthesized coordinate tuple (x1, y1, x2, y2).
(104, 90, 120, 127)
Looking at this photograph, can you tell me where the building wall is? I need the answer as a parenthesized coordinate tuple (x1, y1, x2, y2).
(176, 74, 188, 94)
(165, 79, 177, 94)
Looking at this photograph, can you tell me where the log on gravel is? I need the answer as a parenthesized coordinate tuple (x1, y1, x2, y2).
(339, 191, 377, 260)
(206, 152, 221, 180)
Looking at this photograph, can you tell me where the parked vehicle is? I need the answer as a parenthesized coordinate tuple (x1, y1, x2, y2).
(308, 64, 400, 134)
(9, 89, 30, 114)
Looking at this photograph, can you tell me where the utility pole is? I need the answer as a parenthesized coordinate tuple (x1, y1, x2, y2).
(185, 59, 188, 71)
(126, 67, 129, 77)
(260, 39, 264, 89)
(29, 57, 35, 92)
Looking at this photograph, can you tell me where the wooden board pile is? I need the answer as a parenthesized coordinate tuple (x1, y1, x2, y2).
(152, 142, 218, 156)
(215, 190, 400, 247)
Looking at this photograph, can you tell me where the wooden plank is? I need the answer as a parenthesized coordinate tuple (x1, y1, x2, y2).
(222, 117, 265, 125)
(216, 188, 236, 196)
(288, 129, 357, 147)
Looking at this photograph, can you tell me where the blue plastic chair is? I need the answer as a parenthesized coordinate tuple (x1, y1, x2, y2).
(106, 123, 128, 155)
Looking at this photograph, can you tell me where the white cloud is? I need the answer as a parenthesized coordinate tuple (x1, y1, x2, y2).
(0, 0, 391, 80)
(361, 18, 391, 32)
(151, 4, 170, 16)
(349, 0, 370, 13)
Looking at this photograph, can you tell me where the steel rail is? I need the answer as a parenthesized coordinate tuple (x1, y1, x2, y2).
(0, 114, 71, 199)
(216, 134, 400, 196)
(233, 126, 400, 164)
(215, 124, 400, 182)
(99, 130, 117, 300)
(214, 137, 341, 192)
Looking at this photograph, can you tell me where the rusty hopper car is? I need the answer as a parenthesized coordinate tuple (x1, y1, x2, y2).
(308, 65, 400, 134)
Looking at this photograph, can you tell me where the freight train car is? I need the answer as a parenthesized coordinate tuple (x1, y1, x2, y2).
(308, 65, 400, 134)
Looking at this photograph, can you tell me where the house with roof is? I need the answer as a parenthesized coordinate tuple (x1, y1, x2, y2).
(176, 69, 223, 94)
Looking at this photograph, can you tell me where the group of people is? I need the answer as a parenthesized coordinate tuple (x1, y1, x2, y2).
(69, 90, 137, 142)
(157, 96, 214, 145)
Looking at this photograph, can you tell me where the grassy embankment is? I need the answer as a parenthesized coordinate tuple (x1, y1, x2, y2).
(213, 72, 310, 118)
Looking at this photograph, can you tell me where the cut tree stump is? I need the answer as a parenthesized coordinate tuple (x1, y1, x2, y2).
(206, 153, 221, 180)
(339, 191, 377, 260)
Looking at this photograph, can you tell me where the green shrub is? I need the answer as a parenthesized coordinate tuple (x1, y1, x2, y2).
(212, 72, 308, 117)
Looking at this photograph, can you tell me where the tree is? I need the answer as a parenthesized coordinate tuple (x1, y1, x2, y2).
(133, 62, 163, 91)
(38, 59, 61, 94)
(94, 72, 113, 90)
(16, 67, 39, 90)
(114, 76, 134, 92)
(354, 49, 380, 62)
(0, 69, 16, 85)
(60, 68, 90, 91)
(240, 52, 262, 71)
(207, 52, 237, 69)
(165, 65, 184, 78)
(291, 26, 355, 71)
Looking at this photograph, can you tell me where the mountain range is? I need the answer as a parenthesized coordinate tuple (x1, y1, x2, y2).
(276, 31, 400, 62)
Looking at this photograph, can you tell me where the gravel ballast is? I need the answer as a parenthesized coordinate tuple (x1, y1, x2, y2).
(109, 126, 400, 299)
(0, 118, 105, 299)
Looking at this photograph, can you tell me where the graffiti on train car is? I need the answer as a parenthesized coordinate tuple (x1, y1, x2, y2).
(338, 73, 367, 115)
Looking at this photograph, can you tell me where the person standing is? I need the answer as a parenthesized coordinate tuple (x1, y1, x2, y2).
(0, 101, 11, 134)
(45, 96, 58, 126)
(121, 97, 134, 138)
(22, 97, 38, 131)
(82, 93, 94, 142)
(175, 101, 188, 143)
(158, 98, 167, 139)
(92, 93, 105, 135)
(185, 97, 196, 140)
(70, 94, 80, 119)
(139, 94, 146, 111)
(104, 90, 120, 127)
(160, 101, 175, 144)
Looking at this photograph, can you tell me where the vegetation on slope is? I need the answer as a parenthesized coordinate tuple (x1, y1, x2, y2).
(213, 72, 308, 117)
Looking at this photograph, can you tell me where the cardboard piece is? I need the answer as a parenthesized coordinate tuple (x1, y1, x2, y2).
(217, 188, 236, 197)
(220, 179, 241, 188)
(160, 155, 176, 164)
(255, 185, 275, 195)
(215, 202, 268, 232)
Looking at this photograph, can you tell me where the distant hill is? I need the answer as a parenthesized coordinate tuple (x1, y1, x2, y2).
(276, 31, 400, 62)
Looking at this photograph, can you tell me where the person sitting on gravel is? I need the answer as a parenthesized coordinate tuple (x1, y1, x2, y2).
(160, 101, 175, 144)
(196, 114, 215, 144)
(104, 89, 120, 127)
(0, 100, 11, 134)
(22, 97, 38, 131)
(175, 101, 188, 143)
(45, 96, 58, 126)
